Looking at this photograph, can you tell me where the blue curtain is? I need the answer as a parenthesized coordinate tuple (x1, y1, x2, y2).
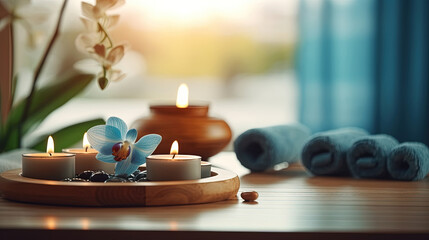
(298, 0, 429, 144)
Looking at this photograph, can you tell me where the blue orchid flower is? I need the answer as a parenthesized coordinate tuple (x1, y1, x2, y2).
(87, 116, 162, 176)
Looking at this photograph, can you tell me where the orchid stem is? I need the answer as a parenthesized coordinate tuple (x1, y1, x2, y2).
(9, 18, 15, 110)
(10, 18, 17, 147)
(17, 0, 68, 148)
(98, 22, 113, 48)
(1, 15, 16, 151)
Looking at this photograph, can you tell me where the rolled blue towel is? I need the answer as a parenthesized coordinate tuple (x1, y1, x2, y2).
(234, 124, 311, 172)
(347, 134, 399, 179)
(387, 142, 429, 181)
(301, 127, 369, 176)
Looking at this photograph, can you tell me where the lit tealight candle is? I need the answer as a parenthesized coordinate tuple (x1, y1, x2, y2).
(146, 140, 201, 181)
(22, 136, 75, 180)
(63, 132, 115, 174)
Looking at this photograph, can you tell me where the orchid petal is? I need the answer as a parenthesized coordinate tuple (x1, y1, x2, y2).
(75, 33, 98, 53)
(106, 45, 125, 65)
(80, 17, 98, 32)
(126, 129, 137, 143)
(73, 58, 100, 73)
(134, 134, 162, 152)
(111, 0, 126, 9)
(130, 147, 147, 165)
(106, 116, 127, 139)
(87, 125, 122, 155)
(96, 153, 116, 163)
(105, 14, 120, 28)
(96, 0, 125, 10)
(1, 0, 30, 12)
(27, 31, 44, 48)
(92, 6, 105, 19)
(131, 134, 162, 165)
(108, 69, 126, 82)
(96, 0, 117, 11)
(115, 158, 139, 176)
(17, 5, 50, 24)
(81, 2, 96, 20)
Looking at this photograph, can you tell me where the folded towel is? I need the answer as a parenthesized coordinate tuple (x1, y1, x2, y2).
(234, 124, 311, 172)
(347, 134, 399, 179)
(301, 127, 369, 176)
(387, 142, 429, 181)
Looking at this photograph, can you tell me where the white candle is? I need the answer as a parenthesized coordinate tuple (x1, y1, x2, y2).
(146, 140, 201, 181)
(201, 161, 212, 178)
(146, 155, 201, 181)
(63, 132, 115, 174)
(22, 136, 75, 180)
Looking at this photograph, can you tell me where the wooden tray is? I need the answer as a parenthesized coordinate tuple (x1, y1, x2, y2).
(0, 167, 240, 207)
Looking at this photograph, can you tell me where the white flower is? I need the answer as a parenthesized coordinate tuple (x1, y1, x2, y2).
(0, 0, 49, 48)
(81, 0, 125, 20)
(76, 0, 127, 89)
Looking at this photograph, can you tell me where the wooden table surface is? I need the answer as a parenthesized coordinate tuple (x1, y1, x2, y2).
(1, 152, 428, 240)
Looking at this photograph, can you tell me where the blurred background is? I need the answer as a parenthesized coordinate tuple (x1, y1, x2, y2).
(1, 0, 428, 148)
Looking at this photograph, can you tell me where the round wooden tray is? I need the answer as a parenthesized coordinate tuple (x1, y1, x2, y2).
(0, 167, 240, 207)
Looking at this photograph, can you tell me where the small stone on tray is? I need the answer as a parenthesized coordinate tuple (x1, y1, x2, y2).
(241, 191, 259, 202)
(62, 170, 149, 183)
(105, 177, 128, 183)
(62, 178, 88, 182)
(77, 170, 94, 180)
(89, 171, 109, 182)
(134, 172, 147, 181)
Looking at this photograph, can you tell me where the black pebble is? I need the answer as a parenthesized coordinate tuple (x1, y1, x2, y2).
(128, 173, 135, 180)
(116, 174, 129, 179)
(89, 171, 109, 182)
(78, 170, 94, 180)
(113, 174, 133, 182)
(105, 177, 127, 183)
(134, 172, 147, 181)
(70, 178, 88, 182)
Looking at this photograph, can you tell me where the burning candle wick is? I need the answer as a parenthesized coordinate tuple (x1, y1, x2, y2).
(85, 146, 88, 152)
(172, 154, 176, 159)
(49, 153, 52, 157)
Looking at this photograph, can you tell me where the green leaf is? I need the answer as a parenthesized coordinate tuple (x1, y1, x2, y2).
(10, 74, 18, 109)
(30, 118, 106, 152)
(1, 72, 95, 152)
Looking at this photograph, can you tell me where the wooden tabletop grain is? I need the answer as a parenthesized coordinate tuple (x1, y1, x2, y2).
(0, 152, 428, 240)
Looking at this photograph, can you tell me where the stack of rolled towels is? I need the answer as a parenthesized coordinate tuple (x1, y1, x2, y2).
(233, 124, 311, 172)
(234, 125, 429, 181)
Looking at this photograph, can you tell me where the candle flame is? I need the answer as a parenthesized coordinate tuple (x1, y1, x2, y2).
(176, 83, 189, 108)
(170, 140, 179, 155)
(47, 136, 54, 155)
(83, 132, 90, 151)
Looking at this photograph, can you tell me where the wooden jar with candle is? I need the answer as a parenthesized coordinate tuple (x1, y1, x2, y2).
(63, 132, 115, 174)
(22, 136, 75, 180)
(132, 84, 232, 160)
